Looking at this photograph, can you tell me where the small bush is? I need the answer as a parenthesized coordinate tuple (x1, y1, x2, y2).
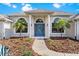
(19, 46, 26, 51)
(22, 51, 32, 56)
(25, 38, 32, 43)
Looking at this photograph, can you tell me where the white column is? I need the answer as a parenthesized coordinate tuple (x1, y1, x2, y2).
(48, 15, 51, 38)
(29, 15, 32, 38)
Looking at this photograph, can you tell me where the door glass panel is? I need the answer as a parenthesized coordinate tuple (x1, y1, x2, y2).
(34, 24, 45, 36)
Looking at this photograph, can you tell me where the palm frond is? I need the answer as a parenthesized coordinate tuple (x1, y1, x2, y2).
(13, 18, 28, 34)
(53, 19, 71, 30)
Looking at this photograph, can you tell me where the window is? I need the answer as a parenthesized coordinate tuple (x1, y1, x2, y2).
(16, 18, 28, 33)
(54, 18, 60, 23)
(52, 23, 64, 33)
(52, 18, 64, 33)
(36, 19, 43, 23)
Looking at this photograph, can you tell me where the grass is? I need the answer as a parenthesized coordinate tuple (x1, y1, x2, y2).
(25, 38, 32, 43)
(22, 51, 32, 56)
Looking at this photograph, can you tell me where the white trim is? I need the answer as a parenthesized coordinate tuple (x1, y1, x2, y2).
(14, 17, 28, 23)
(33, 16, 45, 23)
(48, 15, 51, 38)
(35, 18, 45, 23)
(29, 15, 32, 38)
(33, 17, 46, 38)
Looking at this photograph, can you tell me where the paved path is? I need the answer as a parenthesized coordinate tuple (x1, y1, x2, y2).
(32, 38, 79, 56)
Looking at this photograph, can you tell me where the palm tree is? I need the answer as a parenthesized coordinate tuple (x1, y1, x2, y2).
(54, 19, 71, 38)
(13, 18, 28, 38)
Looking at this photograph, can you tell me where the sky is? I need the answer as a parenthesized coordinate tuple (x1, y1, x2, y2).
(0, 3, 79, 15)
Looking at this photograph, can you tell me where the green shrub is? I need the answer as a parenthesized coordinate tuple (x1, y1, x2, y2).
(25, 38, 32, 43)
(22, 51, 32, 56)
(19, 46, 26, 52)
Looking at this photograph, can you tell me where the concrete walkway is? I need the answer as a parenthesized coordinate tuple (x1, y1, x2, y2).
(32, 38, 79, 56)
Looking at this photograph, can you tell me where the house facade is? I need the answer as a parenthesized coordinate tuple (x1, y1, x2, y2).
(0, 10, 79, 40)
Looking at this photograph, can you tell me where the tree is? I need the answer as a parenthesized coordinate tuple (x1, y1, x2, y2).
(54, 19, 71, 38)
(13, 18, 28, 38)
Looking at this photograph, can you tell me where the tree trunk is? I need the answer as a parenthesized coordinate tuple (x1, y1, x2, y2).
(20, 31, 21, 37)
(61, 33, 62, 38)
(61, 29, 62, 38)
(20, 30, 22, 40)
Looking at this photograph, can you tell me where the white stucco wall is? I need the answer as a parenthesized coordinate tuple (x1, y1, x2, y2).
(31, 15, 47, 38)
(66, 22, 75, 39)
(0, 14, 76, 39)
(0, 20, 13, 39)
(3, 22, 12, 39)
(0, 22, 4, 39)
(8, 15, 75, 38)
(4, 22, 10, 29)
(67, 20, 79, 40)
(9, 15, 71, 38)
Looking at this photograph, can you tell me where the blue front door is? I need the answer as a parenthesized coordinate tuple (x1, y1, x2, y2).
(34, 24, 45, 37)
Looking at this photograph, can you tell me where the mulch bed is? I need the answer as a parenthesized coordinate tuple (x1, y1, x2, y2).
(45, 37, 79, 54)
(0, 38, 39, 56)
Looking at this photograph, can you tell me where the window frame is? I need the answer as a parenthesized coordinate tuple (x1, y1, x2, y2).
(36, 19, 44, 23)
(51, 17, 66, 34)
(14, 17, 28, 34)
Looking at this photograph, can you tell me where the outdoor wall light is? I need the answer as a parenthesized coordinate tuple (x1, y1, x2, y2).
(31, 24, 32, 26)
(47, 24, 48, 26)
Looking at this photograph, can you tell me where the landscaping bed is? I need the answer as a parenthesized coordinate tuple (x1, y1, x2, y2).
(45, 38, 79, 54)
(0, 38, 39, 56)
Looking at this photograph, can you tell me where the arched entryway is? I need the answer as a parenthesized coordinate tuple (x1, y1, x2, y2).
(34, 19, 45, 37)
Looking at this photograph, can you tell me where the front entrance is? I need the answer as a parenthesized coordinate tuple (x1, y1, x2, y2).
(34, 24, 45, 37)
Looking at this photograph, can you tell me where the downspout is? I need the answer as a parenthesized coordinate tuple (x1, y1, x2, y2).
(74, 19, 77, 40)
